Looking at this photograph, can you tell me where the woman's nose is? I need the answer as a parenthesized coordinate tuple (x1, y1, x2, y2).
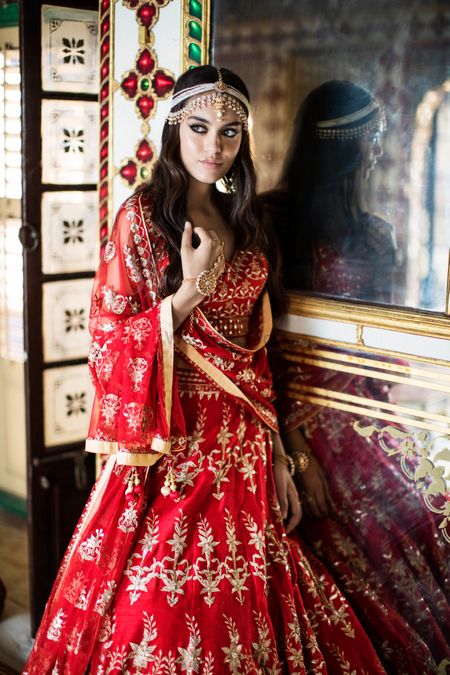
(373, 139, 383, 159)
(205, 132, 222, 155)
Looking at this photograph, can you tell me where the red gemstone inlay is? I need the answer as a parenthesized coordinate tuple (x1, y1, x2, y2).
(101, 0, 110, 11)
(136, 95, 154, 119)
(101, 58, 110, 79)
(101, 103, 109, 120)
(137, 4, 156, 28)
(100, 205, 108, 220)
(100, 144, 108, 160)
(101, 122, 109, 140)
(101, 17, 110, 34)
(100, 184, 108, 199)
(136, 48, 155, 75)
(101, 37, 109, 57)
(100, 165, 108, 179)
(120, 160, 138, 185)
(152, 70, 175, 97)
(101, 82, 109, 100)
(136, 139, 153, 163)
(121, 72, 138, 99)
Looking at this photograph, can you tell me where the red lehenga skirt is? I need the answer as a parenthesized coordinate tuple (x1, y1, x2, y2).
(24, 369, 386, 675)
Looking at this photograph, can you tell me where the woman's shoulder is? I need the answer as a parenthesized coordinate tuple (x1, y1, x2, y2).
(113, 189, 159, 240)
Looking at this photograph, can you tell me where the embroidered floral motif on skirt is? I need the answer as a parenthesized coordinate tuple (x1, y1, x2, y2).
(24, 370, 385, 674)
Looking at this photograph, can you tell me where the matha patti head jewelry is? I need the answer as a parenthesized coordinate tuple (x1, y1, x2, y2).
(166, 68, 250, 130)
(316, 98, 386, 140)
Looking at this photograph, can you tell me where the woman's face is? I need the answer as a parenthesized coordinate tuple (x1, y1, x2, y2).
(178, 99, 243, 185)
(360, 128, 384, 180)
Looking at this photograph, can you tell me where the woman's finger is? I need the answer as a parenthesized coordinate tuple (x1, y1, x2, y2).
(192, 226, 222, 245)
(181, 221, 193, 250)
(285, 486, 302, 533)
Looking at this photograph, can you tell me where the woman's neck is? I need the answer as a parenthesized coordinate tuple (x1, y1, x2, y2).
(187, 177, 215, 213)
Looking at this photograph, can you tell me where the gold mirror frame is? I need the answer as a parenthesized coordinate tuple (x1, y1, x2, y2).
(184, 0, 450, 339)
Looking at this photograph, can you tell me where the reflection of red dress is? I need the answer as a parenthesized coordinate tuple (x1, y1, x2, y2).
(23, 193, 386, 674)
(272, 243, 450, 672)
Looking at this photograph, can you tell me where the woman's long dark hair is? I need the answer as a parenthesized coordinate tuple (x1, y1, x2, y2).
(277, 80, 378, 290)
(139, 65, 284, 313)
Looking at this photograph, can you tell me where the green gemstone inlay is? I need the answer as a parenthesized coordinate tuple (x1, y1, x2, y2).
(188, 43, 202, 64)
(188, 20, 202, 41)
(140, 78, 150, 91)
(189, 0, 202, 20)
(140, 166, 149, 179)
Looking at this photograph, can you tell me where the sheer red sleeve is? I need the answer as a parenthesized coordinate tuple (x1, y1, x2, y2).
(86, 193, 185, 466)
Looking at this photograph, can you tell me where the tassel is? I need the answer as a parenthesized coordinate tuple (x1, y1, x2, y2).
(125, 468, 143, 503)
(161, 466, 177, 497)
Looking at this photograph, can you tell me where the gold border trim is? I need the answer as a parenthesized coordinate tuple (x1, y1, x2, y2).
(283, 353, 450, 394)
(291, 393, 450, 435)
(276, 338, 450, 383)
(288, 293, 450, 340)
(288, 383, 450, 428)
(276, 329, 450, 369)
(174, 335, 278, 432)
(85, 439, 169, 466)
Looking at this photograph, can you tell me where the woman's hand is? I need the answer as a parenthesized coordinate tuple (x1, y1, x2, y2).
(181, 221, 225, 280)
(273, 458, 302, 533)
(172, 221, 225, 330)
(295, 454, 332, 519)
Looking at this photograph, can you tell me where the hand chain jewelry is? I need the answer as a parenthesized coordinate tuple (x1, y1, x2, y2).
(182, 239, 225, 296)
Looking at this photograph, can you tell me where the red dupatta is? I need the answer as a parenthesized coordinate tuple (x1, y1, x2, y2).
(86, 191, 278, 468)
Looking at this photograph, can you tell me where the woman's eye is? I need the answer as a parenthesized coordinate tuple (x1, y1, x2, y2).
(189, 124, 206, 133)
(223, 128, 238, 138)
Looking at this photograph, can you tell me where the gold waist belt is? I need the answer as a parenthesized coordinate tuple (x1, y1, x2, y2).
(209, 315, 250, 338)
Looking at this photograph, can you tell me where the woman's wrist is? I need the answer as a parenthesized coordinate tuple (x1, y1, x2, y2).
(288, 448, 311, 473)
(282, 427, 312, 473)
(273, 451, 295, 477)
(171, 283, 203, 331)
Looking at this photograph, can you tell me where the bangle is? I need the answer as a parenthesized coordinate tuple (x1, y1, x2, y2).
(273, 452, 296, 477)
(290, 449, 310, 473)
(182, 277, 196, 282)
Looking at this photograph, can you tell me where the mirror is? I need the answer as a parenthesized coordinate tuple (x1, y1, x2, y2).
(213, 0, 450, 312)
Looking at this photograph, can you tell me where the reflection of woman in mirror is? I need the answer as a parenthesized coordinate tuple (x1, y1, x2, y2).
(270, 80, 397, 303)
(24, 67, 389, 674)
(265, 81, 450, 671)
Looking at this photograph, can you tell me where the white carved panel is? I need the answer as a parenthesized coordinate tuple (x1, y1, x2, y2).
(41, 191, 99, 273)
(43, 364, 93, 446)
(42, 279, 92, 362)
(41, 100, 99, 184)
(41, 5, 99, 94)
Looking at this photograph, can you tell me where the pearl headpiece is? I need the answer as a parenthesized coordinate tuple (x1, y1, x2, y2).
(166, 69, 250, 130)
(316, 99, 386, 140)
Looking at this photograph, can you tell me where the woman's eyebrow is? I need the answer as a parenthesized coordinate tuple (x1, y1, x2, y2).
(187, 115, 210, 124)
(186, 115, 242, 128)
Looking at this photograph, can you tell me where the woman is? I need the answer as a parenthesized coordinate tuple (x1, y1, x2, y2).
(23, 67, 387, 674)
(265, 80, 450, 672)
(269, 80, 396, 304)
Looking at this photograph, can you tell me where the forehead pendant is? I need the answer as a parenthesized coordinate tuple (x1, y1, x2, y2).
(214, 69, 227, 120)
